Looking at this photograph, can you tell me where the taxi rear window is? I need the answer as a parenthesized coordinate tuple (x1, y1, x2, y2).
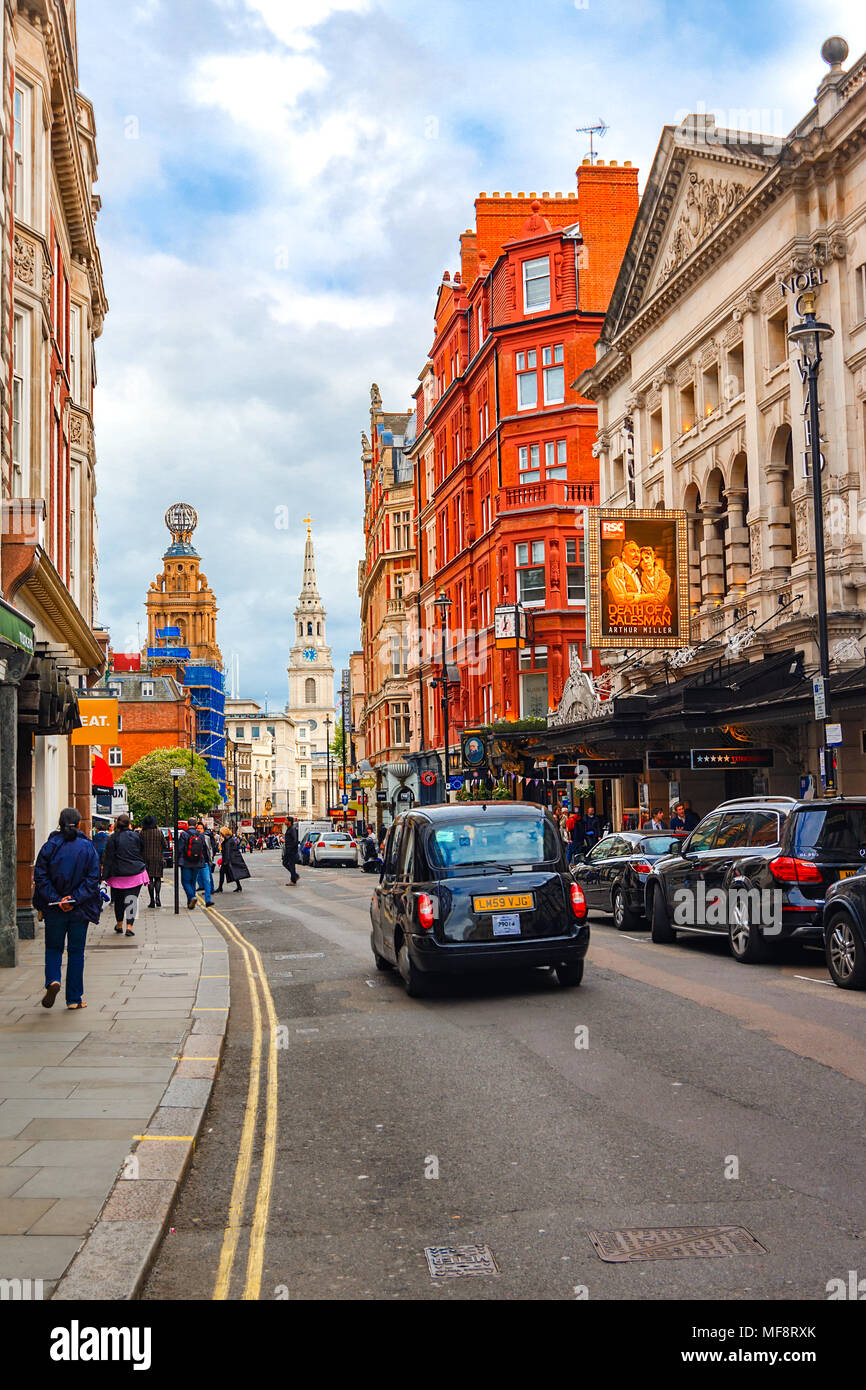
(428, 817, 560, 869)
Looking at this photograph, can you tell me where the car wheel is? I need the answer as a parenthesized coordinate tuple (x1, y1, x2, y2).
(728, 894, 770, 963)
(826, 911, 866, 989)
(612, 887, 640, 931)
(397, 939, 427, 997)
(555, 959, 584, 987)
(372, 946, 393, 972)
(650, 887, 677, 943)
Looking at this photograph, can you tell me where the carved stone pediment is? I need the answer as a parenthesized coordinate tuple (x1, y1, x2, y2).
(653, 168, 751, 290)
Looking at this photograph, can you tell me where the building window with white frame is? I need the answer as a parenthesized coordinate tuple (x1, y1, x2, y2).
(518, 646, 549, 718)
(516, 350, 538, 409)
(542, 344, 565, 404)
(519, 444, 540, 483)
(522, 255, 550, 312)
(12, 312, 30, 496)
(565, 538, 585, 601)
(108, 747, 123, 767)
(516, 540, 545, 605)
(545, 439, 568, 480)
(69, 303, 81, 403)
(141, 681, 154, 697)
(13, 82, 33, 222)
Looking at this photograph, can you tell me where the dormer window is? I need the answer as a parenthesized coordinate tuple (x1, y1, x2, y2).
(523, 256, 550, 313)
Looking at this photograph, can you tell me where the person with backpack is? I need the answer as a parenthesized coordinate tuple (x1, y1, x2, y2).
(101, 814, 149, 936)
(178, 823, 209, 908)
(193, 820, 215, 906)
(33, 808, 103, 1009)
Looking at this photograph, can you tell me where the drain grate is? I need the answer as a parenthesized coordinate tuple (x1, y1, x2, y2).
(588, 1225, 767, 1263)
(424, 1245, 499, 1278)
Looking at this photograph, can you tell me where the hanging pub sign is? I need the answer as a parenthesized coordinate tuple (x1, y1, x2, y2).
(587, 508, 690, 650)
(690, 748, 775, 769)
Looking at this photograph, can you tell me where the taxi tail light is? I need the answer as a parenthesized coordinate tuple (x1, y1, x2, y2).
(631, 860, 653, 875)
(570, 882, 587, 920)
(769, 855, 822, 883)
(417, 893, 435, 931)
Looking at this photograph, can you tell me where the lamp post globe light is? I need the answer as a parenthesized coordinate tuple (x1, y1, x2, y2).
(787, 291, 836, 793)
(432, 589, 454, 797)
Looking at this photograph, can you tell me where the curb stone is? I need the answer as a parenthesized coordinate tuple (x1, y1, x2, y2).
(51, 918, 229, 1300)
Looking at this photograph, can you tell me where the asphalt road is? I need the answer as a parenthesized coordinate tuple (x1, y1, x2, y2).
(143, 850, 866, 1301)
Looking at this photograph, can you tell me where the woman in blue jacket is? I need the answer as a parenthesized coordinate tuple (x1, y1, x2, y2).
(33, 808, 103, 1010)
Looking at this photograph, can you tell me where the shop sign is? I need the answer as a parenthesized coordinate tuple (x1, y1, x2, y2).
(71, 698, 119, 745)
(690, 748, 775, 769)
(646, 750, 692, 770)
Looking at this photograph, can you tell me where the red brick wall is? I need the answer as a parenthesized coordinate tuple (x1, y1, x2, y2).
(114, 699, 196, 778)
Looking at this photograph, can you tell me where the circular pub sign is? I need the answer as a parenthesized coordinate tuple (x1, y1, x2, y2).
(420, 771, 436, 787)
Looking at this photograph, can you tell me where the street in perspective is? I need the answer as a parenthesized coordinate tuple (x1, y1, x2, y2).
(2, 0, 866, 1369)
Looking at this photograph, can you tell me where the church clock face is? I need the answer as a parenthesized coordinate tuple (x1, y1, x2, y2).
(302, 647, 317, 662)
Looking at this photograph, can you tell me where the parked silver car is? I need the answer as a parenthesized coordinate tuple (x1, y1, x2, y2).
(309, 832, 360, 868)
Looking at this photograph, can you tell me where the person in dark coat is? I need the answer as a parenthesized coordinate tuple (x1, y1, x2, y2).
(33, 807, 102, 1009)
(582, 804, 601, 853)
(281, 816, 300, 885)
(101, 814, 149, 934)
(139, 814, 166, 908)
(220, 827, 250, 892)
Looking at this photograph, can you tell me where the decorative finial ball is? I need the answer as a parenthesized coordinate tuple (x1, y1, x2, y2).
(532, 199, 541, 212)
(821, 36, 848, 66)
(165, 503, 198, 536)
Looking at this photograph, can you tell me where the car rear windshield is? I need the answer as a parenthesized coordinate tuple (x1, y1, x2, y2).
(428, 816, 560, 869)
(639, 836, 681, 855)
(323, 835, 350, 842)
(792, 806, 866, 860)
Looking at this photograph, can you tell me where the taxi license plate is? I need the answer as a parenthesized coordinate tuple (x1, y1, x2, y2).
(473, 893, 534, 913)
(839, 869, 858, 879)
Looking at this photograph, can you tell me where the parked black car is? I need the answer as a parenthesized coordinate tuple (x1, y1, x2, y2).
(571, 831, 686, 929)
(647, 796, 866, 964)
(822, 870, 866, 988)
(370, 803, 590, 997)
(645, 797, 795, 959)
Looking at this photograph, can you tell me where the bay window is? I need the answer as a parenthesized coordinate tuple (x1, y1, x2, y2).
(516, 541, 545, 605)
(566, 538, 585, 601)
(516, 350, 537, 409)
(523, 256, 550, 312)
(542, 344, 565, 404)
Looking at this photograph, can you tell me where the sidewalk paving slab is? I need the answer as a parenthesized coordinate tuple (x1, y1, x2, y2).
(0, 901, 228, 1300)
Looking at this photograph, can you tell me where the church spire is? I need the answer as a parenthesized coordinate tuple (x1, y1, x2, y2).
(300, 516, 320, 602)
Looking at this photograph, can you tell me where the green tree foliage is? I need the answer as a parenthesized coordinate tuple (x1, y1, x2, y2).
(330, 716, 345, 760)
(125, 748, 220, 825)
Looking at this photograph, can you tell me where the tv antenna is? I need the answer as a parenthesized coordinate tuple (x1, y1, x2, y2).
(576, 120, 608, 163)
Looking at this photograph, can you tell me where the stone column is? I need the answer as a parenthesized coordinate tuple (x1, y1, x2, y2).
(699, 502, 726, 600)
(686, 512, 702, 616)
(724, 486, 751, 590)
(765, 463, 793, 572)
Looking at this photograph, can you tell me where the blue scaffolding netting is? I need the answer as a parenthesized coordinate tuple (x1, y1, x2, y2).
(184, 664, 226, 800)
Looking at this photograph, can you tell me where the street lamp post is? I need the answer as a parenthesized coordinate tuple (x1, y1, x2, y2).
(433, 589, 453, 799)
(788, 291, 836, 794)
(340, 678, 349, 832)
(324, 715, 332, 819)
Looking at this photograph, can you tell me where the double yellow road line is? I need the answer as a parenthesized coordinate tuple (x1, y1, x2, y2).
(208, 904, 279, 1301)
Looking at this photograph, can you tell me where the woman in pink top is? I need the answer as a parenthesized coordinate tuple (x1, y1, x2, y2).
(101, 814, 150, 936)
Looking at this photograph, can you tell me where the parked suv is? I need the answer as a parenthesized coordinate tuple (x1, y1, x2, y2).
(647, 796, 866, 964)
(645, 797, 796, 959)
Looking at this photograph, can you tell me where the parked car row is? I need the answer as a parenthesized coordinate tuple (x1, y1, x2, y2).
(571, 795, 866, 990)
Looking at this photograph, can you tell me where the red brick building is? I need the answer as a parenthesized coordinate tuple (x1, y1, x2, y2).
(99, 669, 195, 782)
(408, 162, 639, 759)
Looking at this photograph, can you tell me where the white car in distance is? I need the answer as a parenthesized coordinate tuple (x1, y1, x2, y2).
(309, 832, 360, 868)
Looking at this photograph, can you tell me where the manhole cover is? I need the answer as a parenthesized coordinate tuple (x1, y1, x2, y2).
(588, 1226, 766, 1263)
(424, 1245, 499, 1278)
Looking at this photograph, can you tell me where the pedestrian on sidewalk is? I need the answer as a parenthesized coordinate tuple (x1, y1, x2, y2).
(215, 826, 231, 891)
(33, 808, 103, 1010)
(194, 820, 214, 906)
(221, 828, 251, 892)
(177, 823, 208, 908)
(282, 816, 300, 885)
(139, 815, 166, 908)
(101, 814, 149, 936)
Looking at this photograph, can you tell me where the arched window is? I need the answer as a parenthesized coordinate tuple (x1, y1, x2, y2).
(305, 677, 316, 704)
(307, 622, 313, 636)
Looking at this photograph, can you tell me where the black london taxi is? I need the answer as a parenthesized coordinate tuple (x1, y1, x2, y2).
(369, 802, 589, 997)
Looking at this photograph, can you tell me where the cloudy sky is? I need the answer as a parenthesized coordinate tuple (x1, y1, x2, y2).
(77, 0, 866, 708)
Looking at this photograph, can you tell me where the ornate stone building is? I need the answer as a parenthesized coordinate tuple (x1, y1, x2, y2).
(287, 522, 335, 818)
(564, 38, 866, 809)
(0, 1, 108, 963)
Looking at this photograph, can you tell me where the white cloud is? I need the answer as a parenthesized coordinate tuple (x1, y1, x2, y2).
(244, 0, 370, 50)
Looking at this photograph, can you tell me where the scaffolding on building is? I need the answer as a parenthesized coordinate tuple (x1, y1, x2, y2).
(184, 664, 227, 799)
